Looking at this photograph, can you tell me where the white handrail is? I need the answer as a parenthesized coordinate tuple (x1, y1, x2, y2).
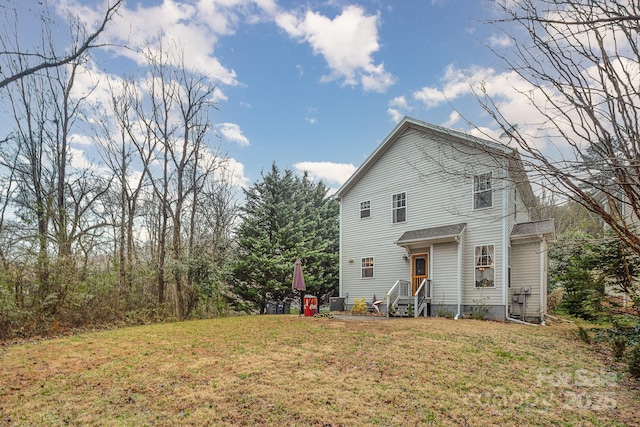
(386, 279, 410, 317)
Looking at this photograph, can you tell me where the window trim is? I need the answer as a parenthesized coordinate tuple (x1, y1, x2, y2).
(473, 172, 493, 210)
(474, 244, 496, 288)
(360, 200, 371, 219)
(361, 257, 374, 279)
(392, 191, 407, 223)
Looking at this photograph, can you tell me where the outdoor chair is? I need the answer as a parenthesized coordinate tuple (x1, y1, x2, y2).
(367, 296, 383, 314)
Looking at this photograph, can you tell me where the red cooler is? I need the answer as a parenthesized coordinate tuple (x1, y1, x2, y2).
(304, 295, 318, 316)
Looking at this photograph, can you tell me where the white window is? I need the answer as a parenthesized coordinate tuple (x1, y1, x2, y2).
(392, 192, 406, 223)
(474, 172, 493, 209)
(361, 257, 374, 278)
(475, 245, 495, 288)
(360, 200, 371, 218)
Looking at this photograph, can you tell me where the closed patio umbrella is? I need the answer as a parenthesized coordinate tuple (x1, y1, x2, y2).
(292, 258, 306, 315)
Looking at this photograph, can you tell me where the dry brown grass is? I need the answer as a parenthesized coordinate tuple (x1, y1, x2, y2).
(1, 315, 638, 426)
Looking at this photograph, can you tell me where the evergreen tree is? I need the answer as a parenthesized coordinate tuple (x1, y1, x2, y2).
(229, 164, 338, 313)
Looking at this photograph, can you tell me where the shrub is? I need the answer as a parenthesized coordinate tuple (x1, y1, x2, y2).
(577, 326, 591, 344)
(352, 297, 367, 315)
(470, 296, 491, 320)
(628, 344, 640, 378)
(561, 264, 605, 320)
(612, 336, 626, 359)
(547, 288, 564, 312)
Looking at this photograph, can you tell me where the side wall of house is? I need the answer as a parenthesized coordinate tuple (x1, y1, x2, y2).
(340, 125, 510, 310)
(431, 241, 459, 311)
(509, 240, 542, 320)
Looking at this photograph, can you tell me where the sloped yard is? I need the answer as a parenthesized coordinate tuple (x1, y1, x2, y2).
(1, 316, 638, 426)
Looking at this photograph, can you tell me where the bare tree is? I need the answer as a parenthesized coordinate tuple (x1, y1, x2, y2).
(130, 41, 226, 318)
(95, 77, 155, 309)
(475, 0, 640, 255)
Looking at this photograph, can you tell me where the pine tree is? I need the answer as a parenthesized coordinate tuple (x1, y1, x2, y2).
(229, 164, 338, 313)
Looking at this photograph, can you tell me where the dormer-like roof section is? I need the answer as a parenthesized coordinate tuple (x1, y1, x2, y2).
(334, 116, 536, 207)
(395, 223, 467, 247)
(511, 219, 556, 240)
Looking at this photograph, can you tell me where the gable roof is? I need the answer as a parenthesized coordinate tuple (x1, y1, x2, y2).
(335, 116, 536, 207)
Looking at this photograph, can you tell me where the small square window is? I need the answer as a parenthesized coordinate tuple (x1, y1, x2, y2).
(361, 257, 374, 278)
(392, 192, 406, 223)
(474, 172, 493, 209)
(360, 200, 371, 218)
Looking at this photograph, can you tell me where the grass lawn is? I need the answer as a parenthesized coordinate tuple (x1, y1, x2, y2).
(1, 315, 638, 426)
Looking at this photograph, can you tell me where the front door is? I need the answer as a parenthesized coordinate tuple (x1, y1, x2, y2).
(411, 254, 429, 295)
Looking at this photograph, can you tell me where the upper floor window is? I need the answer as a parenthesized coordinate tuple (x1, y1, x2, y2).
(474, 172, 493, 209)
(475, 245, 495, 288)
(361, 257, 374, 278)
(360, 200, 371, 218)
(392, 192, 406, 223)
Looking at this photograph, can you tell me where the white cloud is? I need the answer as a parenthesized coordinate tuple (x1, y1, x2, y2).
(389, 96, 409, 109)
(413, 64, 484, 109)
(442, 111, 461, 128)
(216, 122, 250, 146)
(387, 108, 404, 123)
(293, 161, 357, 186)
(487, 34, 512, 48)
(222, 157, 250, 188)
(198, 146, 250, 189)
(387, 95, 413, 122)
(58, 0, 277, 87)
(276, 5, 395, 92)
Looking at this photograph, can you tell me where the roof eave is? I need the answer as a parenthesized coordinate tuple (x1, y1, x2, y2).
(395, 233, 462, 247)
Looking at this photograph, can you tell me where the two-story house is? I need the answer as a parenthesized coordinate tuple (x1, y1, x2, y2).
(335, 117, 555, 322)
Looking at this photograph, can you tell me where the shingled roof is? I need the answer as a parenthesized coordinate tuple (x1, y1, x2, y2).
(511, 219, 555, 239)
(396, 223, 467, 245)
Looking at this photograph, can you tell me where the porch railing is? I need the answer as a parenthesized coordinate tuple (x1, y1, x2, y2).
(386, 279, 410, 317)
(414, 278, 432, 317)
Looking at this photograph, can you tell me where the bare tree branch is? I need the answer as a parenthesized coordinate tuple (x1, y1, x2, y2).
(0, 0, 123, 89)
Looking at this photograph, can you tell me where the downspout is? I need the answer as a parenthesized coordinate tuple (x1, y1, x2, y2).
(338, 199, 343, 298)
(539, 236, 546, 326)
(502, 172, 509, 321)
(454, 235, 462, 320)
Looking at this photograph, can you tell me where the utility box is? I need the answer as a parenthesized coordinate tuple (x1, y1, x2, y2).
(265, 301, 277, 314)
(304, 295, 318, 317)
(329, 297, 345, 312)
(276, 301, 291, 314)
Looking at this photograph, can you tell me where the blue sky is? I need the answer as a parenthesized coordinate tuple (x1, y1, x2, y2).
(11, 0, 531, 191)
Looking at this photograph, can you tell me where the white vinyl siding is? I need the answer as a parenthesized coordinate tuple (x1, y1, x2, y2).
(509, 241, 542, 318)
(461, 224, 503, 306)
(431, 242, 458, 305)
(339, 126, 509, 304)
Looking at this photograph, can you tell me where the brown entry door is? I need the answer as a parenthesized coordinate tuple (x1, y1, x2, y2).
(411, 254, 429, 295)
